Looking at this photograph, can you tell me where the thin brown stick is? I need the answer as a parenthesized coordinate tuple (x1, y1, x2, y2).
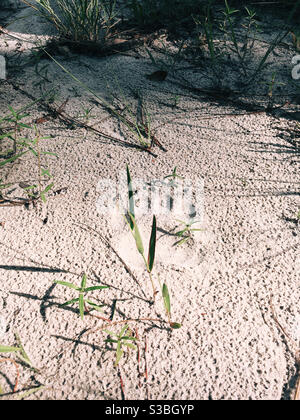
(144, 335, 148, 382)
(118, 366, 126, 400)
(144, 334, 149, 400)
(135, 328, 142, 388)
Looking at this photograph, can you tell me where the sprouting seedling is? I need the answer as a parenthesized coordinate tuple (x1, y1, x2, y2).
(55, 274, 109, 320)
(0, 106, 31, 164)
(125, 165, 157, 302)
(104, 325, 138, 367)
(0, 345, 21, 394)
(14, 332, 38, 372)
(164, 167, 184, 185)
(171, 95, 180, 108)
(0, 333, 37, 393)
(161, 283, 181, 330)
(78, 106, 95, 124)
(0, 110, 56, 204)
(0, 333, 36, 370)
(174, 219, 203, 246)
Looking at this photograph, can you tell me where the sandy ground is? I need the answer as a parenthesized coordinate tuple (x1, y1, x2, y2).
(0, 3, 299, 400)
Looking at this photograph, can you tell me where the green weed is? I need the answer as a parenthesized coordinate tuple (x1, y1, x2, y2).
(0, 107, 56, 204)
(125, 165, 157, 302)
(161, 282, 181, 329)
(104, 324, 138, 366)
(164, 166, 184, 186)
(55, 274, 109, 320)
(23, 0, 118, 42)
(0, 333, 38, 394)
(173, 219, 203, 247)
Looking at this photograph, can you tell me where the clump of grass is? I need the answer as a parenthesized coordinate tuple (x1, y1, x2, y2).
(55, 274, 109, 320)
(23, 0, 118, 42)
(104, 324, 138, 366)
(192, 0, 289, 86)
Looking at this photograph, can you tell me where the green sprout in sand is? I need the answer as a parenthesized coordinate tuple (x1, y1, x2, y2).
(174, 219, 203, 246)
(125, 165, 157, 303)
(104, 324, 138, 366)
(55, 274, 109, 320)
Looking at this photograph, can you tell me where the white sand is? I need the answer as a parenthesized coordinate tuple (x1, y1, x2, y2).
(0, 3, 299, 400)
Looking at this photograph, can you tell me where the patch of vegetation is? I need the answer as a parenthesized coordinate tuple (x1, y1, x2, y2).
(23, 0, 118, 41)
(0, 106, 56, 206)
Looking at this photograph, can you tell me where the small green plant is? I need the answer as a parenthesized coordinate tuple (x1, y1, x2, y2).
(146, 40, 186, 75)
(0, 107, 56, 204)
(164, 166, 184, 185)
(193, 2, 219, 67)
(262, 72, 284, 109)
(104, 324, 138, 366)
(0, 333, 37, 394)
(125, 165, 157, 302)
(55, 274, 109, 320)
(174, 219, 203, 246)
(77, 106, 96, 125)
(40, 54, 159, 152)
(222, 0, 247, 75)
(161, 283, 181, 329)
(171, 95, 180, 108)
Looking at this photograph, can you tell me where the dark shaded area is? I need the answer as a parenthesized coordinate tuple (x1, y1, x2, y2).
(0, 265, 67, 273)
(281, 362, 299, 400)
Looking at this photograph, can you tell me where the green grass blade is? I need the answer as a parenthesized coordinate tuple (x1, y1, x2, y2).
(104, 330, 118, 337)
(115, 341, 123, 366)
(0, 152, 27, 167)
(123, 343, 137, 350)
(162, 283, 171, 316)
(54, 280, 81, 291)
(120, 324, 129, 337)
(61, 298, 80, 307)
(147, 215, 157, 273)
(0, 345, 21, 353)
(18, 385, 45, 400)
(170, 322, 182, 329)
(84, 286, 109, 292)
(81, 273, 87, 291)
(85, 300, 104, 312)
(105, 338, 118, 344)
(126, 165, 135, 230)
(79, 293, 85, 320)
(128, 213, 144, 256)
(15, 332, 35, 369)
